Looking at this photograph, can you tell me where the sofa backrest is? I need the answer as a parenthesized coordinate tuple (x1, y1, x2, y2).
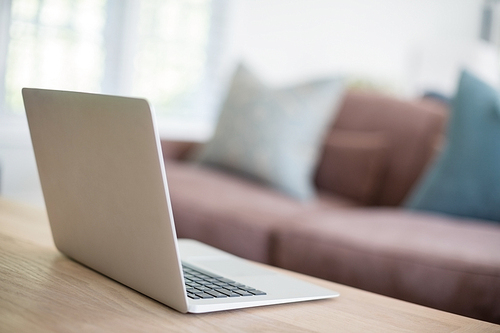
(315, 91, 448, 206)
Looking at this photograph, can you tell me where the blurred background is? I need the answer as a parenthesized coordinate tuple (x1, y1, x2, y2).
(0, 0, 499, 206)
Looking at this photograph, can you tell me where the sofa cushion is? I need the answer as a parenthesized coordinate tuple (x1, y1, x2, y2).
(315, 129, 389, 205)
(195, 64, 345, 200)
(406, 71, 500, 222)
(273, 208, 500, 322)
(165, 161, 358, 264)
(328, 91, 448, 205)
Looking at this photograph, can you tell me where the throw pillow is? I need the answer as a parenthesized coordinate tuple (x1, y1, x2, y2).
(406, 70, 500, 222)
(195, 64, 345, 200)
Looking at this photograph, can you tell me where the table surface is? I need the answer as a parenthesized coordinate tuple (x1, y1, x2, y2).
(0, 198, 498, 333)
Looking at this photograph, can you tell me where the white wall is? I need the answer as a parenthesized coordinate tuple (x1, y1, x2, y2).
(219, 0, 484, 93)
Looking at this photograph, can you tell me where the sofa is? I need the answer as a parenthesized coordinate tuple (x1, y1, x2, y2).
(161, 90, 500, 324)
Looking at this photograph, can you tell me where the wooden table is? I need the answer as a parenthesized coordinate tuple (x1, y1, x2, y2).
(0, 198, 498, 332)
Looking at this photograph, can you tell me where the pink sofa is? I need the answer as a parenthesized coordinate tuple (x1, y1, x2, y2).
(161, 91, 500, 323)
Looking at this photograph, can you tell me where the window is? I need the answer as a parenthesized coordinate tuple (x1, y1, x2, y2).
(0, 0, 225, 139)
(2, 0, 106, 115)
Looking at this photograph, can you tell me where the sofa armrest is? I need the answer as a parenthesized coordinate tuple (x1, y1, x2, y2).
(160, 140, 199, 161)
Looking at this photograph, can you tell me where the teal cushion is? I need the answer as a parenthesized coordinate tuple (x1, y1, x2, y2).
(406, 70, 500, 222)
(195, 64, 345, 200)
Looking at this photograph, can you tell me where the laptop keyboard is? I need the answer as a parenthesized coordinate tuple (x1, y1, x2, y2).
(182, 264, 267, 299)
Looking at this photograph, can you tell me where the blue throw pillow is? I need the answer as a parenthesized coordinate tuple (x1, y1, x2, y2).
(406, 70, 500, 222)
(195, 64, 345, 200)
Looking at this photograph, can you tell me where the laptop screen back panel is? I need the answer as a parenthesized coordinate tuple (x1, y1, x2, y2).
(23, 88, 189, 313)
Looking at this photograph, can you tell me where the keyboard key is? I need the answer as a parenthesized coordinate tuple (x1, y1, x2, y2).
(215, 288, 241, 297)
(233, 289, 253, 296)
(222, 285, 239, 290)
(213, 281, 230, 287)
(247, 289, 266, 296)
(205, 290, 228, 298)
(193, 292, 215, 299)
(205, 284, 220, 289)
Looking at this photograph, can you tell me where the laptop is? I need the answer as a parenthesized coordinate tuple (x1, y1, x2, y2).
(22, 88, 339, 313)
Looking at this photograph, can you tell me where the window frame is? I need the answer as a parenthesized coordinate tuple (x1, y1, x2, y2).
(0, 0, 226, 141)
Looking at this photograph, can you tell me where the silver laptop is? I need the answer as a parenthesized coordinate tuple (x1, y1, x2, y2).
(22, 88, 339, 313)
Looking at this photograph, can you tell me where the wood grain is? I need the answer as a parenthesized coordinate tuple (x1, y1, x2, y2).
(0, 198, 498, 332)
